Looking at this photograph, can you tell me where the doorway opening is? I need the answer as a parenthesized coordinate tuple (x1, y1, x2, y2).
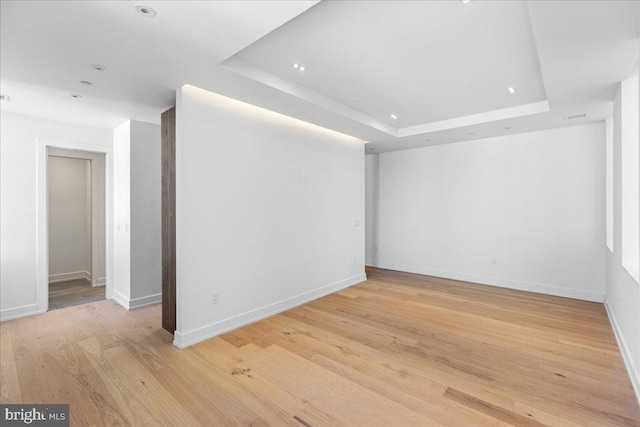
(47, 148, 106, 310)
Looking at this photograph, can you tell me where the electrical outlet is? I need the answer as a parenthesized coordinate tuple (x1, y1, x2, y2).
(211, 291, 219, 304)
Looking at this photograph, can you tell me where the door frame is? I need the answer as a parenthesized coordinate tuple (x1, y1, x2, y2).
(37, 138, 114, 312)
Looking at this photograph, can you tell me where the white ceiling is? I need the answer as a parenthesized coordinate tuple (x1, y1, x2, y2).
(1, 1, 638, 153)
(227, 0, 548, 128)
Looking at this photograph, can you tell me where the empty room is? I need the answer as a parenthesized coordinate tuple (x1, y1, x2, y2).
(0, 1, 639, 426)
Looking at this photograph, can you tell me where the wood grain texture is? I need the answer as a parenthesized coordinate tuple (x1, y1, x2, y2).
(161, 106, 176, 334)
(1, 267, 638, 426)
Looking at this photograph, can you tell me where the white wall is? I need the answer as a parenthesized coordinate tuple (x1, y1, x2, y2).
(365, 154, 379, 261)
(606, 82, 640, 400)
(366, 123, 606, 302)
(0, 112, 112, 320)
(48, 156, 92, 279)
(174, 84, 365, 347)
(130, 121, 162, 302)
(113, 121, 131, 303)
(93, 152, 106, 284)
(621, 75, 640, 281)
(112, 120, 162, 309)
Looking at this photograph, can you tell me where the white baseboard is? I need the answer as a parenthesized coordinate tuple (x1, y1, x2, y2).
(366, 261, 604, 303)
(49, 270, 91, 283)
(112, 290, 130, 310)
(129, 293, 162, 309)
(604, 299, 640, 405)
(174, 273, 367, 348)
(112, 290, 161, 310)
(0, 304, 46, 322)
(92, 277, 106, 287)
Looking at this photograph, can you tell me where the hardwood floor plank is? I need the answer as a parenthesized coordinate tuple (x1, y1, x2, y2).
(263, 313, 515, 426)
(513, 401, 592, 427)
(0, 327, 22, 402)
(1, 267, 638, 426)
(443, 387, 547, 427)
(192, 338, 307, 425)
(241, 343, 432, 426)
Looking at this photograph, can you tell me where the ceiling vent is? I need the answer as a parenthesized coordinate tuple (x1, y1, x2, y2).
(564, 113, 587, 120)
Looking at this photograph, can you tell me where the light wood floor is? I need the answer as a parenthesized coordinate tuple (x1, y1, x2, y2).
(49, 278, 106, 311)
(2, 267, 638, 426)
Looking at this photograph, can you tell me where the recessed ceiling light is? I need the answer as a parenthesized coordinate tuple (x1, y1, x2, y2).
(425, 139, 430, 142)
(80, 81, 93, 86)
(564, 113, 587, 120)
(70, 94, 83, 99)
(504, 126, 511, 130)
(349, 96, 360, 101)
(299, 66, 306, 72)
(0, 94, 9, 102)
(507, 87, 517, 94)
(390, 114, 398, 120)
(468, 132, 475, 135)
(91, 64, 107, 72)
(292, 63, 299, 69)
(135, 4, 156, 17)
(462, 0, 472, 4)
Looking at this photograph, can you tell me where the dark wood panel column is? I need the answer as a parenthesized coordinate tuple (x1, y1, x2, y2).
(161, 107, 176, 334)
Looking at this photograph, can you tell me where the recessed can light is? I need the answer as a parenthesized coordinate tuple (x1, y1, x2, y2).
(80, 81, 93, 86)
(135, 4, 156, 17)
(390, 114, 398, 120)
(468, 132, 475, 135)
(425, 139, 430, 142)
(70, 94, 83, 99)
(507, 87, 516, 94)
(504, 126, 511, 130)
(91, 64, 107, 72)
(462, 0, 472, 4)
(292, 63, 299, 69)
(299, 66, 306, 72)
